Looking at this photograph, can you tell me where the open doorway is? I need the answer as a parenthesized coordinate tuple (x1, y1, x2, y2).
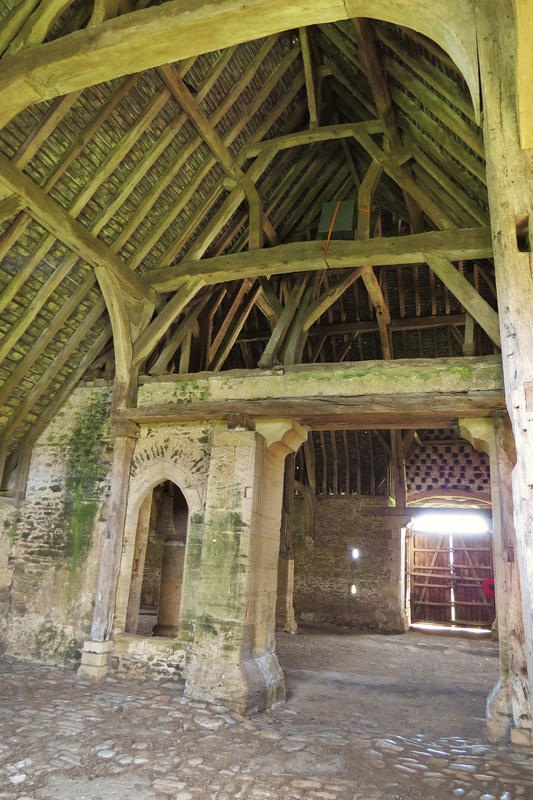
(406, 510, 495, 632)
(125, 480, 189, 638)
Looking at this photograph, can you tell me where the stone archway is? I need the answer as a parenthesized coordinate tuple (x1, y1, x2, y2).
(114, 460, 203, 635)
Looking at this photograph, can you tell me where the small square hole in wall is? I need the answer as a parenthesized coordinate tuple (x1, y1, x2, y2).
(244, 486, 252, 498)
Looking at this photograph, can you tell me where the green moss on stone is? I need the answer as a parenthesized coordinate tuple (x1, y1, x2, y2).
(59, 393, 110, 571)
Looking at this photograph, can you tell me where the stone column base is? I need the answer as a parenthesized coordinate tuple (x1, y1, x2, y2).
(78, 639, 113, 680)
(152, 623, 180, 638)
(510, 726, 533, 747)
(486, 679, 511, 743)
(184, 653, 285, 715)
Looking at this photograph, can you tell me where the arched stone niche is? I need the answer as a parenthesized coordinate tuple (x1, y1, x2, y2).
(114, 423, 212, 635)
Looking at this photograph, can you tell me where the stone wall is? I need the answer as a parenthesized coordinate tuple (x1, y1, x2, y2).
(2, 386, 114, 664)
(293, 494, 407, 632)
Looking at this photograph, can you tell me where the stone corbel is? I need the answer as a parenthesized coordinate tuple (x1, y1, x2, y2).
(255, 418, 308, 455)
(459, 417, 493, 456)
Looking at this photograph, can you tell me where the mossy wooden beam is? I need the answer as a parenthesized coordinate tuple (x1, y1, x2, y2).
(6, 0, 75, 56)
(0, 152, 159, 304)
(117, 356, 504, 429)
(356, 158, 392, 358)
(149, 227, 492, 291)
(149, 295, 209, 375)
(209, 284, 262, 371)
(0, 0, 41, 57)
(258, 274, 309, 369)
(303, 269, 364, 331)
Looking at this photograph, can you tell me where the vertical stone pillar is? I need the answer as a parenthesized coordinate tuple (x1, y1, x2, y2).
(277, 453, 298, 633)
(460, 416, 532, 744)
(153, 541, 186, 638)
(78, 418, 139, 679)
(276, 556, 297, 634)
(184, 419, 306, 714)
(475, 0, 533, 733)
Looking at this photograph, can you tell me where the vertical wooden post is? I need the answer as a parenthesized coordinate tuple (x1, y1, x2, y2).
(460, 416, 532, 744)
(78, 412, 139, 679)
(475, 0, 533, 730)
(390, 430, 407, 508)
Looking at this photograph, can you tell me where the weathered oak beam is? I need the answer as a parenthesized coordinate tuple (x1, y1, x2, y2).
(299, 26, 318, 128)
(149, 228, 493, 291)
(0, 0, 480, 132)
(132, 277, 203, 366)
(0, 153, 158, 304)
(246, 120, 383, 156)
(425, 253, 500, 347)
(118, 356, 504, 429)
(352, 17, 425, 232)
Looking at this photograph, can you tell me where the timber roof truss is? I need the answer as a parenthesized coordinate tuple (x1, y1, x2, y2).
(0, 1, 497, 486)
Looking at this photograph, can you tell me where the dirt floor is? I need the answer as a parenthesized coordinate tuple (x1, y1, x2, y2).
(277, 624, 499, 740)
(1, 626, 533, 800)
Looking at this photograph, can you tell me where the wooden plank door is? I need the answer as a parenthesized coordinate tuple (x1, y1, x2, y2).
(452, 532, 495, 627)
(408, 530, 495, 628)
(410, 532, 453, 624)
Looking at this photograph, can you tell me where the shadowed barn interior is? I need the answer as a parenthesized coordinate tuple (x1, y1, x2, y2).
(1, 1, 533, 797)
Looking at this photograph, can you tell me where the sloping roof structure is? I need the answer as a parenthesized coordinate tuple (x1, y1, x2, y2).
(0, 2, 497, 486)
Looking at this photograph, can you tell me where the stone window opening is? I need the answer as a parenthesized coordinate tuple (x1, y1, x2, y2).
(125, 480, 189, 639)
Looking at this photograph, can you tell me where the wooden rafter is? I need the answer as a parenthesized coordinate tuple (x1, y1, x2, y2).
(0, 153, 158, 303)
(352, 17, 425, 232)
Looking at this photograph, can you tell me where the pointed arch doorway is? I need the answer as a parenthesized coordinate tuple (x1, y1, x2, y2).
(114, 460, 203, 640)
(125, 480, 189, 638)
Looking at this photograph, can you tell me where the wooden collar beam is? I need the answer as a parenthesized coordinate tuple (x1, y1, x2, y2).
(111, 355, 505, 430)
(148, 227, 493, 291)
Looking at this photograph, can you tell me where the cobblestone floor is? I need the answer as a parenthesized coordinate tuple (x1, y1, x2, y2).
(1, 628, 533, 800)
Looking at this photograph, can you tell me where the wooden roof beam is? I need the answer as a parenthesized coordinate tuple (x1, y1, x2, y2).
(0, 153, 159, 305)
(0, 307, 111, 442)
(158, 64, 241, 180)
(357, 158, 392, 359)
(0, 0, 481, 132)
(424, 253, 501, 347)
(0, 273, 102, 409)
(354, 131, 457, 230)
(246, 120, 383, 156)
(299, 26, 319, 128)
(352, 18, 425, 233)
(149, 227, 492, 291)
(119, 356, 504, 429)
